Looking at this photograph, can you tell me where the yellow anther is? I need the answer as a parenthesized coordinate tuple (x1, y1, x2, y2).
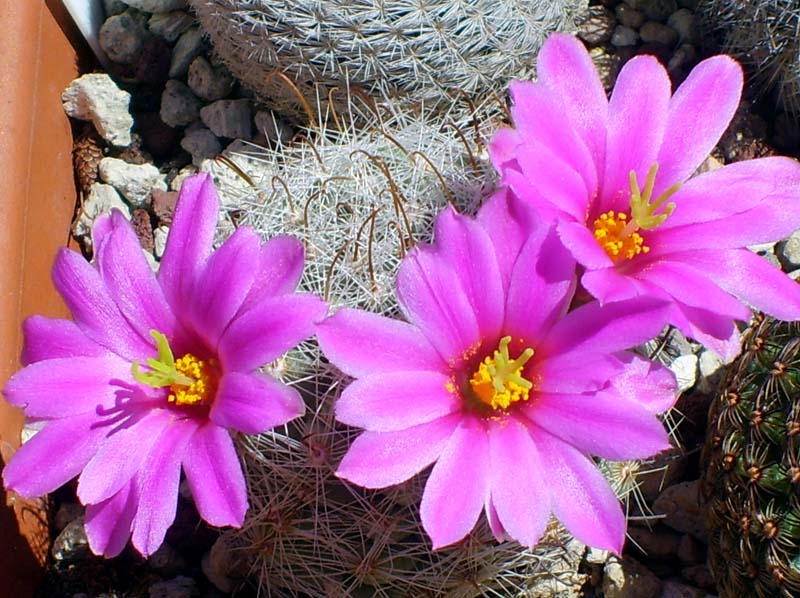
(592, 210, 650, 260)
(132, 330, 218, 406)
(468, 336, 535, 411)
(629, 163, 680, 231)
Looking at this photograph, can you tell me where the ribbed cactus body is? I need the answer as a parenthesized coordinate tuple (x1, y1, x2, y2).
(190, 0, 585, 116)
(703, 315, 800, 598)
(697, 0, 800, 117)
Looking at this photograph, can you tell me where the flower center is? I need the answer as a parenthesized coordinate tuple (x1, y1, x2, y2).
(593, 163, 681, 261)
(132, 330, 218, 406)
(468, 336, 535, 411)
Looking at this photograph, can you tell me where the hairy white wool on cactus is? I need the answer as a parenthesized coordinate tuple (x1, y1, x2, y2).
(190, 0, 586, 116)
(697, 0, 800, 117)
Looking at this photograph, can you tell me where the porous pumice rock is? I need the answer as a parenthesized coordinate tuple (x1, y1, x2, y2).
(253, 109, 293, 145)
(99, 10, 148, 65)
(148, 10, 194, 43)
(98, 157, 167, 206)
(73, 183, 131, 240)
(169, 27, 205, 79)
(200, 99, 252, 139)
(62, 74, 133, 147)
(187, 56, 234, 101)
(181, 125, 221, 165)
(122, 0, 188, 10)
(603, 556, 663, 598)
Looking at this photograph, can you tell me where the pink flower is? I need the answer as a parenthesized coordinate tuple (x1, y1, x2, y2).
(317, 191, 676, 553)
(490, 34, 800, 361)
(2, 174, 327, 557)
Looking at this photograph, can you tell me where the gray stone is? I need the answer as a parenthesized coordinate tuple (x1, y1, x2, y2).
(676, 534, 703, 564)
(122, 0, 188, 10)
(585, 547, 610, 564)
(254, 110, 294, 145)
(154, 225, 169, 258)
(181, 126, 221, 166)
(653, 480, 706, 541)
(62, 74, 133, 147)
(638, 447, 689, 502)
(147, 543, 186, 577)
(669, 354, 697, 393)
(660, 580, 706, 598)
(668, 44, 697, 73)
(98, 157, 167, 206)
(604, 556, 663, 598)
(577, 6, 616, 45)
(55, 503, 84, 533)
(148, 10, 194, 43)
(51, 517, 88, 561)
(640, 21, 679, 47)
(187, 56, 235, 102)
(611, 25, 640, 47)
(73, 183, 132, 239)
(104, 0, 128, 15)
(160, 80, 202, 128)
(99, 11, 147, 65)
(667, 9, 699, 44)
(626, 0, 678, 22)
(169, 27, 205, 79)
(616, 3, 645, 28)
(697, 349, 724, 393)
(148, 576, 198, 598)
(777, 229, 800, 271)
(200, 99, 253, 139)
(170, 166, 198, 191)
(628, 525, 682, 560)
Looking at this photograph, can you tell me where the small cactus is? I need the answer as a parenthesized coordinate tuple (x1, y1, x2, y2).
(204, 92, 655, 596)
(697, 0, 800, 117)
(702, 314, 800, 598)
(189, 0, 586, 117)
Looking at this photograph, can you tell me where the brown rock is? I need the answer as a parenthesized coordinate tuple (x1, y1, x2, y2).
(152, 189, 179, 225)
(132, 208, 155, 252)
(629, 524, 682, 560)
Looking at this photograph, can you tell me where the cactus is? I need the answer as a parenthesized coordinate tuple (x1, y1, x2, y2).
(696, 0, 800, 117)
(189, 0, 586, 117)
(201, 92, 657, 596)
(702, 314, 800, 598)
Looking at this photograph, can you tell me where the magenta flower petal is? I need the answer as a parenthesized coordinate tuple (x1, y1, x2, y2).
(670, 301, 741, 362)
(610, 353, 677, 414)
(535, 354, 622, 394)
(158, 173, 219, 311)
(433, 207, 505, 343)
(654, 56, 742, 196)
(94, 210, 177, 341)
(84, 479, 137, 558)
(317, 308, 444, 378)
(536, 33, 608, 172)
(4, 355, 132, 419)
(336, 371, 459, 432)
(239, 235, 306, 312)
(541, 297, 670, 359)
(219, 292, 326, 372)
(132, 418, 196, 557)
(420, 416, 489, 549)
(211, 371, 305, 434)
(2, 412, 107, 498)
(602, 55, 671, 212)
(52, 248, 152, 361)
(533, 425, 626, 554)
(508, 80, 598, 194)
(488, 418, 549, 547)
(336, 414, 460, 488)
(77, 411, 172, 505)
(504, 225, 575, 342)
(183, 422, 247, 527)
(476, 187, 539, 289)
(557, 220, 614, 270)
(638, 260, 752, 321)
(674, 248, 800, 321)
(188, 226, 260, 347)
(20, 316, 108, 365)
(396, 245, 481, 362)
(524, 391, 671, 461)
(485, 498, 509, 543)
(580, 266, 656, 304)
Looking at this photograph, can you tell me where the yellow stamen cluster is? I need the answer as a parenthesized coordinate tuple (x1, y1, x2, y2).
(593, 163, 682, 262)
(132, 330, 218, 407)
(593, 211, 649, 260)
(168, 354, 218, 406)
(468, 336, 535, 411)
